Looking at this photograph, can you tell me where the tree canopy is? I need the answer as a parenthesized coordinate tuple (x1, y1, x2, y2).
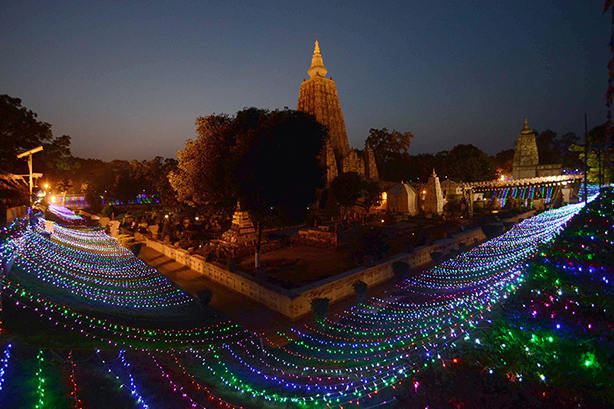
(493, 149, 515, 177)
(82, 157, 178, 213)
(0, 94, 76, 175)
(441, 144, 496, 182)
(170, 108, 327, 221)
(570, 123, 613, 185)
(170, 108, 328, 265)
(535, 129, 581, 168)
(365, 127, 414, 181)
(330, 172, 381, 214)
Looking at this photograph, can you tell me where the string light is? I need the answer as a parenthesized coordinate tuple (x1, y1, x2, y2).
(0, 192, 603, 408)
(35, 350, 45, 409)
(0, 344, 11, 393)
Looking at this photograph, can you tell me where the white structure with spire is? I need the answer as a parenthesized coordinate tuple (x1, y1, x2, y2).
(423, 169, 444, 215)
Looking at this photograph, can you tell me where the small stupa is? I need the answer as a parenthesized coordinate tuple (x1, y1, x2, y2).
(424, 169, 444, 215)
(221, 202, 258, 246)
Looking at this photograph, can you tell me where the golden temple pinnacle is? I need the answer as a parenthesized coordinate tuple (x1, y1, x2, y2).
(308, 40, 327, 79)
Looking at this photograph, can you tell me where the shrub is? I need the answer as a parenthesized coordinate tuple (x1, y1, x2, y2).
(392, 261, 410, 279)
(310, 298, 330, 326)
(102, 205, 118, 218)
(481, 224, 504, 240)
(196, 289, 213, 306)
(430, 251, 443, 264)
(352, 280, 368, 306)
(130, 242, 143, 257)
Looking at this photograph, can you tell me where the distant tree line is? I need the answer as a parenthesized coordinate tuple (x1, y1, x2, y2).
(0, 94, 180, 211)
(366, 126, 610, 184)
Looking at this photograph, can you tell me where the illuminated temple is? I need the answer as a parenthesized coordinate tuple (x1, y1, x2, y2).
(297, 41, 378, 184)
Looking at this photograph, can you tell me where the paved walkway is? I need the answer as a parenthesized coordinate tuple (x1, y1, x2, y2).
(138, 246, 417, 346)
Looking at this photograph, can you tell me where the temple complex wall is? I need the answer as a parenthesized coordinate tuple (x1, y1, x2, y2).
(144, 218, 517, 320)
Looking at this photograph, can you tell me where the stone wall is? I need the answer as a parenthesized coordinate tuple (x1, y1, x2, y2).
(298, 228, 338, 246)
(144, 212, 534, 320)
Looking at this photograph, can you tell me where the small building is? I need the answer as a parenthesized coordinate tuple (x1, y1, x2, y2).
(385, 183, 420, 215)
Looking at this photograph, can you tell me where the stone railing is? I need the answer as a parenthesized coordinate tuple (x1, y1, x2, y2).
(144, 210, 534, 320)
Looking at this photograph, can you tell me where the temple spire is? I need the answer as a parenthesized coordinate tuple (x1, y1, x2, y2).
(308, 40, 328, 79)
(521, 119, 533, 135)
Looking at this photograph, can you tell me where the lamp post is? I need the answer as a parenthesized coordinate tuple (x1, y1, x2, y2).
(16, 146, 43, 205)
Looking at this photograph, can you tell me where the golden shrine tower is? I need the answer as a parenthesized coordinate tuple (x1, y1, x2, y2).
(297, 41, 378, 184)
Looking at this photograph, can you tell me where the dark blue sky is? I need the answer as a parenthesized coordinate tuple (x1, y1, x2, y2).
(1, 1, 609, 161)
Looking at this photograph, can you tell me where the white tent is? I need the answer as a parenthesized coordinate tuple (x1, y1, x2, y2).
(386, 183, 420, 215)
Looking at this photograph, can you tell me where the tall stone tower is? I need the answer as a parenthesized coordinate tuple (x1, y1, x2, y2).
(298, 41, 377, 184)
(512, 119, 539, 179)
(298, 41, 351, 160)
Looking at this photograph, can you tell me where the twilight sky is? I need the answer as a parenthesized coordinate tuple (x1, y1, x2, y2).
(0, 1, 609, 161)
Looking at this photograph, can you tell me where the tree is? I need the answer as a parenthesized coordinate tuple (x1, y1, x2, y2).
(554, 132, 581, 168)
(358, 179, 382, 214)
(443, 144, 496, 182)
(169, 112, 240, 215)
(570, 124, 613, 185)
(55, 178, 73, 203)
(365, 128, 414, 181)
(493, 149, 514, 178)
(406, 153, 436, 182)
(352, 280, 368, 306)
(130, 157, 180, 211)
(330, 172, 381, 215)
(535, 129, 559, 164)
(330, 172, 363, 215)
(392, 261, 410, 280)
(170, 108, 327, 267)
(0, 95, 76, 175)
(537, 129, 582, 168)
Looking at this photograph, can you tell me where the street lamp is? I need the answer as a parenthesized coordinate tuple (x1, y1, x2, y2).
(16, 146, 43, 205)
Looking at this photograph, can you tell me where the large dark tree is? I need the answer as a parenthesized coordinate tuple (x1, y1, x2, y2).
(406, 153, 435, 183)
(169, 112, 241, 215)
(365, 127, 414, 181)
(570, 123, 613, 185)
(132, 157, 179, 211)
(330, 172, 381, 215)
(442, 144, 496, 182)
(557, 132, 582, 168)
(535, 129, 582, 168)
(536, 129, 560, 165)
(0, 95, 76, 176)
(170, 108, 327, 266)
(493, 149, 515, 177)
